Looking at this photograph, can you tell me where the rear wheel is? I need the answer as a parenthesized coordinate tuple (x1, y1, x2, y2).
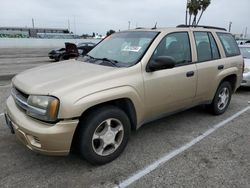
(78, 106, 131, 165)
(209, 81, 232, 115)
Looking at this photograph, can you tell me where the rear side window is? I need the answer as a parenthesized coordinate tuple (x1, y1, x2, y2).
(208, 33, 220, 59)
(194, 32, 220, 62)
(217, 33, 240, 57)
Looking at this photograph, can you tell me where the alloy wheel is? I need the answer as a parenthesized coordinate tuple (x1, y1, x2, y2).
(92, 118, 124, 156)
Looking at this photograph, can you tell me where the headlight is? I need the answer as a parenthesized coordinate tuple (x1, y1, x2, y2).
(244, 67, 250, 73)
(27, 95, 60, 122)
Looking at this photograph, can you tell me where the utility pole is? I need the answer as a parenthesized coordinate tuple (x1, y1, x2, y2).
(244, 27, 248, 39)
(228, 21, 232, 32)
(68, 19, 70, 33)
(32, 18, 35, 28)
(73, 16, 76, 36)
(128, 21, 131, 30)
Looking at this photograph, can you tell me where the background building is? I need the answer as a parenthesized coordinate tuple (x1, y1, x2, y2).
(0, 27, 70, 38)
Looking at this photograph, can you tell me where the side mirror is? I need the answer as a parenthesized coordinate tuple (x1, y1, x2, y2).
(147, 56, 176, 72)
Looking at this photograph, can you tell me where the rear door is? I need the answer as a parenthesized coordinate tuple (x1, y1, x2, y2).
(193, 31, 224, 101)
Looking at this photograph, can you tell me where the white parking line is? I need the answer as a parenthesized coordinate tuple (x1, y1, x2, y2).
(0, 113, 4, 117)
(116, 106, 250, 188)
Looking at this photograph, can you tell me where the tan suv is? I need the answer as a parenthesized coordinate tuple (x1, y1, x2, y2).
(5, 25, 244, 164)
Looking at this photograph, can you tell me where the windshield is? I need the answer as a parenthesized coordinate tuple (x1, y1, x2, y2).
(240, 47, 250, 59)
(79, 31, 159, 67)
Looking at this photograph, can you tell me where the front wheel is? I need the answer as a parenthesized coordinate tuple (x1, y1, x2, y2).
(78, 106, 131, 165)
(209, 81, 232, 115)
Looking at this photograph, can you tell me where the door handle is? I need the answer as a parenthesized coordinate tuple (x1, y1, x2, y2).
(218, 65, 224, 70)
(186, 71, 194, 77)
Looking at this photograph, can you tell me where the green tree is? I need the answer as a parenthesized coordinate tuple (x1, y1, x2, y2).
(197, 0, 211, 25)
(106, 29, 115, 36)
(188, 0, 201, 25)
(187, 0, 211, 26)
(187, 0, 195, 25)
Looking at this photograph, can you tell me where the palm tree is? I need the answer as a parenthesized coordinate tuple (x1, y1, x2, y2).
(187, 0, 195, 25)
(185, 0, 191, 25)
(197, 0, 211, 25)
(191, 0, 201, 25)
(187, 0, 201, 26)
(186, 0, 211, 26)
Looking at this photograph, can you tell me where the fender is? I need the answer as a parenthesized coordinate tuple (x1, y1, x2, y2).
(210, 67, 238, 98)
(59, 86, 145, 125)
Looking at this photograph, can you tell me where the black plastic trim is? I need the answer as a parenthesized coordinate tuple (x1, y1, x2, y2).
(177, 24, 227, 31)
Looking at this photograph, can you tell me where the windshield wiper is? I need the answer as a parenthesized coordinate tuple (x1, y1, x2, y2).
(84, 55, 119, 67)
(85, 54, 95, 59)
(100, 58, 119, 67)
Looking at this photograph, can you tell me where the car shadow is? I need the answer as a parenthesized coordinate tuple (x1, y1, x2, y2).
(237, 86, 250, 92)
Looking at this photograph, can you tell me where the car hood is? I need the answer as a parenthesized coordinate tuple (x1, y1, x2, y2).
(13, 59, 117, 96)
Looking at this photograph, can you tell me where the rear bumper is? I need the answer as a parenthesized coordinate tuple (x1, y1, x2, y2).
(241, 72, 250, 87)
(5, 96, 79, 156)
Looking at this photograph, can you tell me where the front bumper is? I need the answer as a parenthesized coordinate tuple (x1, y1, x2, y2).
(5, 96, 79, 156)
(241, 72, 250, 87)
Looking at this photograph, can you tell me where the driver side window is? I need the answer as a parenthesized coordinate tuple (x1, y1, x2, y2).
(150, 32, 192, 65)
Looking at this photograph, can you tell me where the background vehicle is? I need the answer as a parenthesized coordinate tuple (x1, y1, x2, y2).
(239, 44, 250, 87)
(237, 40, 250, 45)
(48, 42, 96, 61)
(5, 26, 243, 165)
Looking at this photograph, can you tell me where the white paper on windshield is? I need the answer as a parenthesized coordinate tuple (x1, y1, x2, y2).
(122, 46, 142, 52)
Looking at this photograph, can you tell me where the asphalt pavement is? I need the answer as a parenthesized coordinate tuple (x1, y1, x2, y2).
(0, 48, 51, 81)
(0, 49, 249, 188)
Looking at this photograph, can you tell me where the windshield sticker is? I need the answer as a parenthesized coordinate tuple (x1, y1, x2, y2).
(122, 46, 142, 52)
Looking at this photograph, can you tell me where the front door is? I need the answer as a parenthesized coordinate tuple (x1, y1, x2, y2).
(143, 32, 197, 119)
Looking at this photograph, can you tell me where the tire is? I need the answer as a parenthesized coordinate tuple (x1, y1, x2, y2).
(54, 55, 61, 62)
(209, 81, 232, 115)
(77, 105, 131, 165)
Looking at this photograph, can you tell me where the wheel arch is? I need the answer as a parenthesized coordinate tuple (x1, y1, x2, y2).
(70, 98, 138, 152)
(218, 74, 237, 92)
(78, 98, 137, 131)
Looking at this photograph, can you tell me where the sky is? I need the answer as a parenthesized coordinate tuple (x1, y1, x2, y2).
(1, 0, 249, 36)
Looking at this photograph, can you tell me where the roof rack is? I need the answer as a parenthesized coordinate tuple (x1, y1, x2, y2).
(176, 24, 227, 31)
(135, 27, 146, 30)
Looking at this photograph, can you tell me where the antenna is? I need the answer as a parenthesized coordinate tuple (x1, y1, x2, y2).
(152, 22, 157, 29)
(228, 21, 232, 32)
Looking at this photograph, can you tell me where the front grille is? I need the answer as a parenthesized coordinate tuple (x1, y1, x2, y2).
(15, 87, 29, 98)
(11, 87, 29, 112)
